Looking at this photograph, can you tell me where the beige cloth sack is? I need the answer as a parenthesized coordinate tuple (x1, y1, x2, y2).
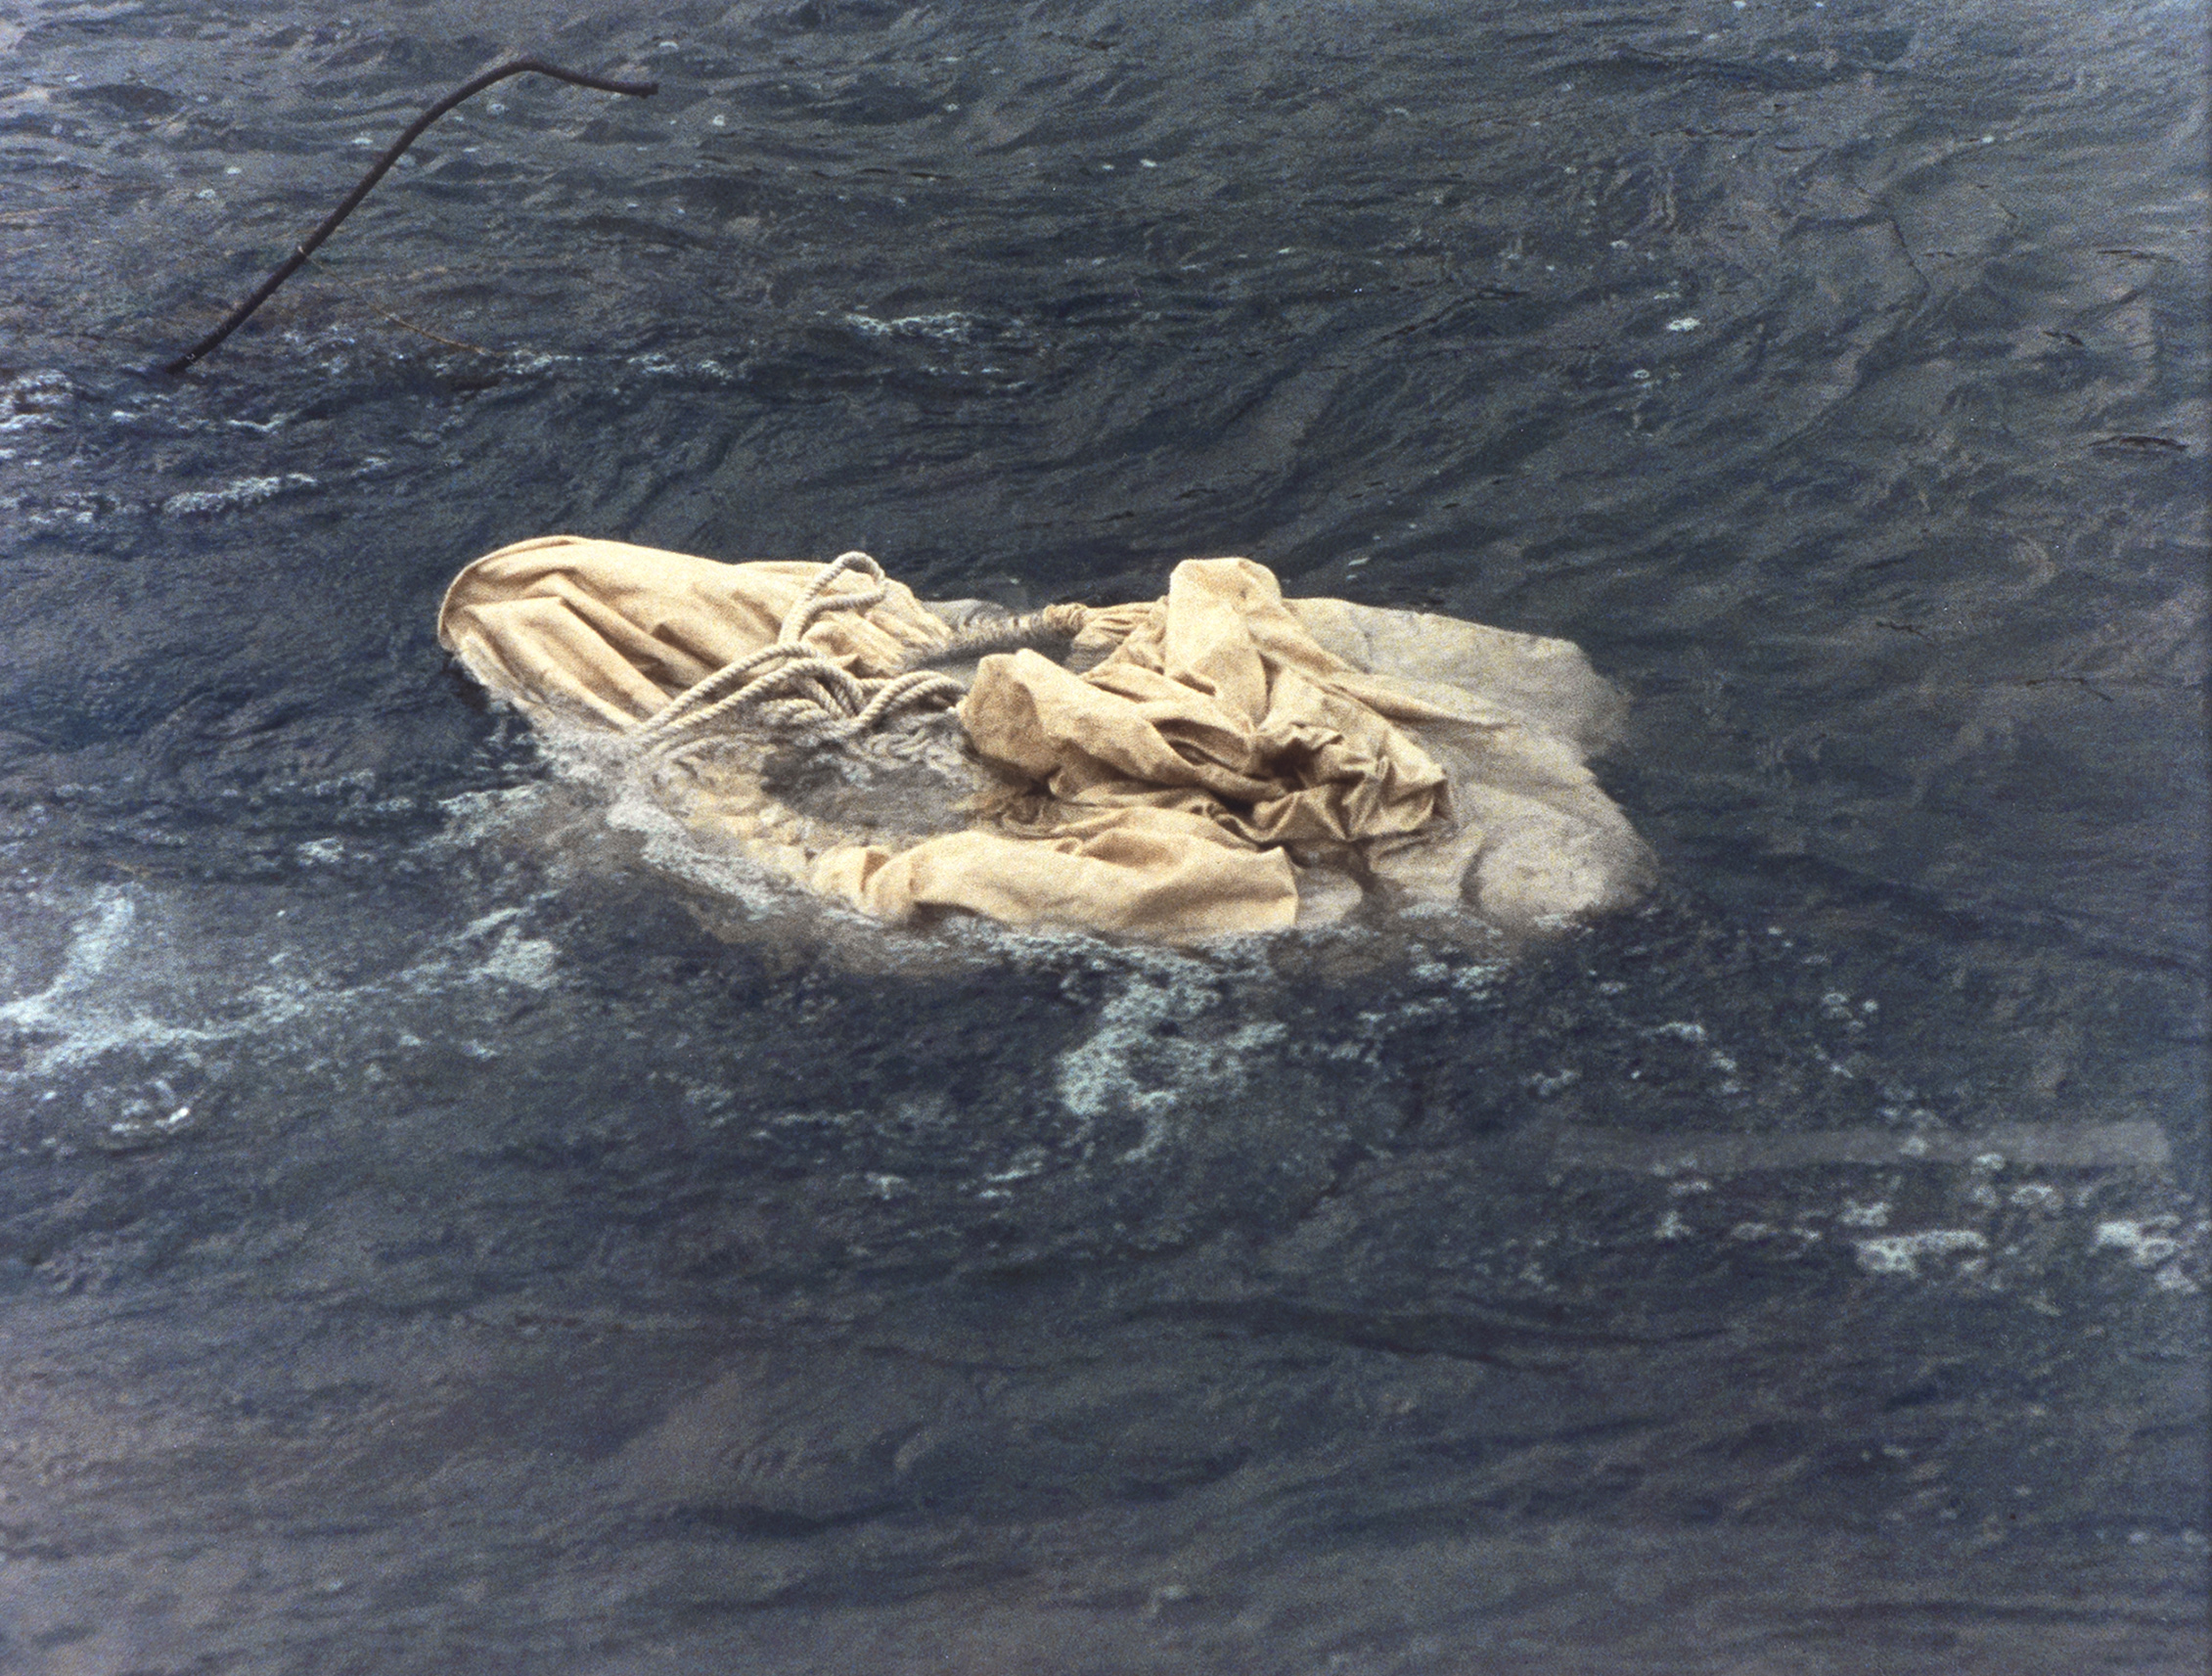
(438, 536, 1652, 940)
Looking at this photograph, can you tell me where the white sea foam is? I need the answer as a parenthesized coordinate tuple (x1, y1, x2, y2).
(160, 473, 319, 517)
(1052, 948, 1285, 1164)
(0, 887, 314, 1075)
(1852, 1229, 1989, 1277)
(2093, 1218, 2183, 1268)
(0, 877, 568, 1093)
(459, 911, 561, 990)
(842, 310, 977, 342)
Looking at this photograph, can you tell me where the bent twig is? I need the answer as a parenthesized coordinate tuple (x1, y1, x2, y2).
(163, 57, 657, 375)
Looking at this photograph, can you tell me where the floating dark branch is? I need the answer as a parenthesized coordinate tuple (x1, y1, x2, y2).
(162, 57, 657, 375)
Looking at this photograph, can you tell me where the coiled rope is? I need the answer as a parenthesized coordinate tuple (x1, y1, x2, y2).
(632, 552, 971, 758)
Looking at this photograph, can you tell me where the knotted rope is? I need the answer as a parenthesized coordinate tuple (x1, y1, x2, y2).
(632, 551, 970, 758)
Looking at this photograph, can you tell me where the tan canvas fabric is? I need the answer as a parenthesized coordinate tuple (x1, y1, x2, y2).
(438, 536, 1652, 940)
(437, 536, 959, 727)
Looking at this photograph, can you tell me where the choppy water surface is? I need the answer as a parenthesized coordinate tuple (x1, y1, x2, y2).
(2, 1, 2206, 1670)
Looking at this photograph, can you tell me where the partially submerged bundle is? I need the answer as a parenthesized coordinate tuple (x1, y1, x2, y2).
(438, 537, 1653, 940)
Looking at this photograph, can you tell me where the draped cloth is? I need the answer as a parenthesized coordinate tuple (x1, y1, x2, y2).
(439, 536, 1653, 939)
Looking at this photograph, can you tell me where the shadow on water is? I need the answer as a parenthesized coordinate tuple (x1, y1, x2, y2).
(0, 1, 2204, 1671)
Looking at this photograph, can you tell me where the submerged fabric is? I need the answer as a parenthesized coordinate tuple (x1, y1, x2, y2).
(438, 537, 1653, 939)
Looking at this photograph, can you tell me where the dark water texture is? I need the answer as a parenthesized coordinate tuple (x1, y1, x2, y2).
(1, 1, 2206, 1671)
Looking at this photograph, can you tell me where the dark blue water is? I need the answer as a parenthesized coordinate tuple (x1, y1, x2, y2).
(1, 2, 2205, 1671)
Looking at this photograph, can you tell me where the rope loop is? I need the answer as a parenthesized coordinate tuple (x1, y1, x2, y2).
(632, 551, 966, 759)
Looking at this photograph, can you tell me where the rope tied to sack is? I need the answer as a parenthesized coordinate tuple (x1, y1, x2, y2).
(632, 551, 972, 757)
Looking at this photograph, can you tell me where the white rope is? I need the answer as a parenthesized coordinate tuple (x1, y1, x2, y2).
(630, 551, 968, 758)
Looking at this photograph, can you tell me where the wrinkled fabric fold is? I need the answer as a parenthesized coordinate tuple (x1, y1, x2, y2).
(812, 807, 1300, 936)
(960, 558, 1450, 851)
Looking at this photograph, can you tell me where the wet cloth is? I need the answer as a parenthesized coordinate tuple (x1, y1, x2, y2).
(438, 536, 1653, 939)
